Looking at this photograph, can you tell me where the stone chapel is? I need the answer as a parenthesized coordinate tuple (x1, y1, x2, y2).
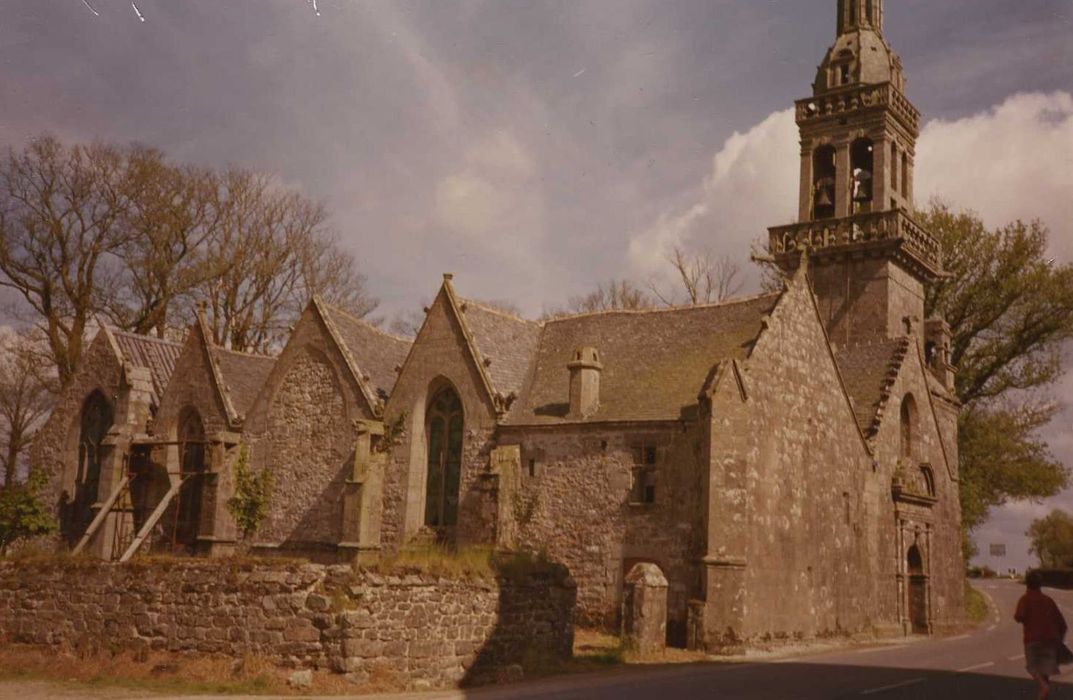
(31, 0, 964, 652)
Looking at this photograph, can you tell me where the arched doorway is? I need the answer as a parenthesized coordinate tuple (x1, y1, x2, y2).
(424, 387, 463, 539)
(65, 391, 114, 546)
(174, 408, 206, 552)
(907, 544, 928, 634)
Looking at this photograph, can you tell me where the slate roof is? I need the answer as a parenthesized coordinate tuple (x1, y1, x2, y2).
(832, 338, 910, 438)
(110, 330, 184, 409)
(506, 293, 780, 424)
(208, 347, 277, 419)
(320, 304, 412, 402)
(456, 300, 542, 401)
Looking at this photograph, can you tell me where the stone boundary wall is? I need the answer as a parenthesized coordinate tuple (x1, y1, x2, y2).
(0, 560, 576, 689)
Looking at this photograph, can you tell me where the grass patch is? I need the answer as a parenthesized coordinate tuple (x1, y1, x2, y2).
(965, 581, 990, 624)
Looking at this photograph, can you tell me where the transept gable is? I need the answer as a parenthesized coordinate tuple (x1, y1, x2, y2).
(389, 277, 503, 419)
(749, 261, 873, 458)
(872, 340, 956, 482)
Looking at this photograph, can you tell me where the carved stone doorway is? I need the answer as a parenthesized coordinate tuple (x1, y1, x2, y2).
(907, 544, 929, 634)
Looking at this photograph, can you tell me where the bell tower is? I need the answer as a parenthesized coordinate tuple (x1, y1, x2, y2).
(768, 0, 943, 348)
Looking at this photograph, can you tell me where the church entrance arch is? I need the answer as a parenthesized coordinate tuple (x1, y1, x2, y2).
(174, 407, 207, 552)
(424, 386, 463, 540)
(65, 391, 114, 546)
(906, 544, 928, 634)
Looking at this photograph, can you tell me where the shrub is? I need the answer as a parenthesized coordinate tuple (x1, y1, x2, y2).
(226, 446, 273, 539)
(0, 470, 56, 555)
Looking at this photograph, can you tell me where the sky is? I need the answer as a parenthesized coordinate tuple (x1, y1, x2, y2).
(2, 0, 1072, 568)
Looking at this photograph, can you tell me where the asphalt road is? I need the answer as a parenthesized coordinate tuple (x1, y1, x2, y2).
(0, 579, 1065, 700)
(432, 578, 1068, 700)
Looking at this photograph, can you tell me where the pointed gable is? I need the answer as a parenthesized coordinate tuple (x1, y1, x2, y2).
(507, 293, 780, 424)
(109, 329, 183, 411)
(833, 338, 910, 439)
(316, 301, 411, 405)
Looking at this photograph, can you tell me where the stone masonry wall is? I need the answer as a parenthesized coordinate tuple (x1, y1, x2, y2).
(0, 560, 575, 690)
(257, 348, 353, 548)
(711, 271, 880, 643)
(498, 423, 705, 639)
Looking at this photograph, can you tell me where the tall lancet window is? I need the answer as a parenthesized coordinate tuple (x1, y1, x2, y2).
(424, 387, 463, 531)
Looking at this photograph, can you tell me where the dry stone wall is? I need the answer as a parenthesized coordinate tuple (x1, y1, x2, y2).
(0, 560, 575, 690)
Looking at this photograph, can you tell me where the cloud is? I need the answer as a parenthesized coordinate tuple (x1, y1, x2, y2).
(630, 91, 1073, 290)
(627, 108, 798, 286)
(916, 92, 1073, 260)
(434, 129, 543, 247)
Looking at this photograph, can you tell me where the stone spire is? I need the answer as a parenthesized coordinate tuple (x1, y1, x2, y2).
(766, 1, 944, 347)
(837, 0, 883, 36)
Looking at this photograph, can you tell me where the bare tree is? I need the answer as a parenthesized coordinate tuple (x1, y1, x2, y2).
(106, 148, 221, 338)
(0, 136, 133, 385)
(194, 169, 378, 352)
(651, 246, 744, 306)
(0, 328, 54, 486)
(543, 279, 654, 318)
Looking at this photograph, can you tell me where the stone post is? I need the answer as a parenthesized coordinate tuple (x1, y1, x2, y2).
(340, 419, 384, 564)
(490, 445, 521, 550)
(622, 563, 668, 656)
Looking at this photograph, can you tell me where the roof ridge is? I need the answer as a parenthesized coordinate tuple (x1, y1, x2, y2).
(109, 327, 184, 348)
(543, 291, 781, 324)
(319, 300, 413, 345)
(211, 345, 277, 361)
(457, 297, 538, 326)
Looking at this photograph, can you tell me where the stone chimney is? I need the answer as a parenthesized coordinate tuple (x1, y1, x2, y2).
(567, 347, 603, 420)
(924, 318, 956, 391)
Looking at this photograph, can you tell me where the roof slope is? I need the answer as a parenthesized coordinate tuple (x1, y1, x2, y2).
(457, 300, 542, 401)
(507, 293, 780, 424)
(110, 330, 183, 408)
(833, 338, 910, 438)
(208, 347, 277, 419)
(320, 304, 412, 402)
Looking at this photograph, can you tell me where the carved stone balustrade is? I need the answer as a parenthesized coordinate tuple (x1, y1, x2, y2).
(768, 209, 943, 280)
(795, 82, 920, 133)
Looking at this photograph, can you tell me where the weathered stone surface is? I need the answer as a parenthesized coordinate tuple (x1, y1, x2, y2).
(0, 560, 575, 691)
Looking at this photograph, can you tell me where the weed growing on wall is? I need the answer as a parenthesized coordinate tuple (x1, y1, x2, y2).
(226, 446, 273, 538)
(375, 411, 408, 453)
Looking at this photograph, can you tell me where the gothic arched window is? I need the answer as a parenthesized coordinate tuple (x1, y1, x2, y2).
(900, 394, 918, 460)
(424, 387, 463, 530)
(175, 407, 206, 550)
(67, 390, 114, 544)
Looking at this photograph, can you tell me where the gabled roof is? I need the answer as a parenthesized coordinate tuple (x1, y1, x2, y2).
(108, 329, 183, 409)
(208, 346, 277, 420)
(833, 337, 910, 439)
(316, 300, 412, 408)
(505, 293, 781, 424)
(456, 299, 542, 402)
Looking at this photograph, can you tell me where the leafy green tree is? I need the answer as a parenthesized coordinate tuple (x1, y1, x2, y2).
(226, 446, 273, 539)
(1028, 509, 1073, 569)
(0, 470, 57, 554)
(920, 202, 1073, 537)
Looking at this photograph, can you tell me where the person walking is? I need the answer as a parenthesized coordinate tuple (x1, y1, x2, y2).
(1015, 571, 1069, 700)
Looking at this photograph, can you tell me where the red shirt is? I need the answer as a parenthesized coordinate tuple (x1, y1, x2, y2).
(1015, 589, 1068, 644)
